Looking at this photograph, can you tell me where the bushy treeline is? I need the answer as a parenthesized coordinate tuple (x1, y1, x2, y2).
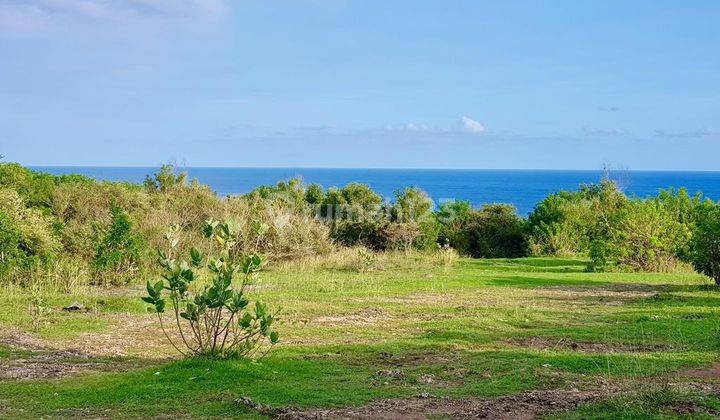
(2, 163, 720, 287)
(527, 179, 720, 281)
(0, 163, 331, 287)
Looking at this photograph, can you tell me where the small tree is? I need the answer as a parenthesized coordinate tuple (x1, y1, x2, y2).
(383, 222, 421, 252)
(688, 202, 720, 284)
(93, 204, 143, 285)
(142, 219, 279, 358)
(144, 164, 188, 193)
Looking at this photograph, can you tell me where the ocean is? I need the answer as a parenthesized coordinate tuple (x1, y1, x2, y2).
(32, 167, 720, 215)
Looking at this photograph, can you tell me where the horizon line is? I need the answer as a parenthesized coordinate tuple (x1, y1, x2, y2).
(21, 164, 720, 173)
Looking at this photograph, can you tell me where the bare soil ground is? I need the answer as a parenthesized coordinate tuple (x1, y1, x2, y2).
(275, 389, 604, 419)
(0, 333, 154, 380)
(505, 336, 675, 354)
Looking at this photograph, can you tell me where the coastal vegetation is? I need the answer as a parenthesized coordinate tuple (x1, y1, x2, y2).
(1, 162, 720, 417)
(1, 163, 718, 288)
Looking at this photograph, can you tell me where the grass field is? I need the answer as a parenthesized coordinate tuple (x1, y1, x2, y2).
(1, 255, 719, 418)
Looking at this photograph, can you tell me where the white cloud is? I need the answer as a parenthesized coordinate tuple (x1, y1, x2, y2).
(383, 123, 434, 132)
(582, 127, 630, 136)
(654, 128, 720, 139)
(597, 106, 621, 112)
(461, 116, 486, 134)
(0, 0, 229, 34)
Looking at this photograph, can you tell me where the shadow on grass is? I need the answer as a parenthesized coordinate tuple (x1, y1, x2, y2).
(461, 258, 590, 273)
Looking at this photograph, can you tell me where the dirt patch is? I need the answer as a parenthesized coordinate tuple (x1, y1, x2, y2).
(277, 389, 602, 419)
(1, 351, 103, 380)
(0, 335, 149, 380)
(505, 337, 673, 354)
(676, 363, 720, 378)
(540, 286, 658, 307)
(64, 313, 172, 357)
(315, 308, 392, 327)
(2, 311, 174, 359)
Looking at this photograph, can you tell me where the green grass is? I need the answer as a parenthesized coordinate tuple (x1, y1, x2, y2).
(1, 256, 719, 418)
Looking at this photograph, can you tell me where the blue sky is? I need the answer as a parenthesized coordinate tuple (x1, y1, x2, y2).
(1, 0, 719, 169)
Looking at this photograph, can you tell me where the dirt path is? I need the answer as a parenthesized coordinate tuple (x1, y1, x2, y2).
(272, 389, 603, 419)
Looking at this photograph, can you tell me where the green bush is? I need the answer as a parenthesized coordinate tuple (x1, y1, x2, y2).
(688, 201, 720, 284)
(142, 220, 279, 358)
(144, 164, 188, 193)
(588, 199, 690, 272)
(0, 208, 22, 272)
(92, 204, 144, 285)
(527, 191, 593, 256)
(527, 180, 626, 257)
(466, 204, 527, 258)
(387, 187, 439, 250)
(0, 187, 58, 277)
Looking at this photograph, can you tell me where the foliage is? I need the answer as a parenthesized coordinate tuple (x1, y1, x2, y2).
(142, 220, 280, 358)
(526, 190, 594, 256)
(304, 183, 325, 205)
(462, 204, 527, 258)
(391, 187, 433, 222)
(0, 187, 58, 277)
(1, 162, 720, 285)
(388, 187, 439, 250)
(381, 222, 422, 252)
(144, 164, 188, 193)
(687, 201, 720, 284)
(527, 180, 626, 257)
(588, 198, 691, 272)
(324, 183, 386, 247)
(438, 202, 526, 258)
(92, 204, 144, 285)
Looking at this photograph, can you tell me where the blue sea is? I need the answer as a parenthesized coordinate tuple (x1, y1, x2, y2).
(32, 167, 720, 215)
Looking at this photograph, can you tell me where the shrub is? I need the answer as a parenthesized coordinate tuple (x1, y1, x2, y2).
(527, 191, 593, 256)
(461, 204, 527, 258)
(92, 204, 144, 285)
(226, 195, 331, 259)
(144, 164, 188, 193)
(304, 183, 325, 205)
(142, 220, 279, 358)
(0, 187, 58, 278)
(388, 187, 439, 250)
(52, 181, 149, 262)
(688, 201, 720, 284)
(324, 183, 385, 247)
(331, 219, 387, 249)
(589, 199, 690, 272)
(382, 222, 422, 252)
(437, 202, 526, 258)
(437, 200, 473, 244)
(0, 163, 57, 209)
(392, 187, 433, 222)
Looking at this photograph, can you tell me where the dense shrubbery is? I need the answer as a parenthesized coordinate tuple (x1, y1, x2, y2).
(92, 204, 144, 285)
(2, 162, 720, 286)
(527, 180, 712, 274)
(438, 202, 526, 257)
(0, 187, 58, 277)
(688, 201, 720, 284)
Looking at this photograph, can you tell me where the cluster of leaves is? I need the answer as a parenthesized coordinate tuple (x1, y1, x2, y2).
(688, 201, 720, 283)
(0, 187, 58, 276)
(526, 180, 717, 275)
(92, 203, 144, 285)
(437, 202, 527, 258)
(142, 219, 279, 358)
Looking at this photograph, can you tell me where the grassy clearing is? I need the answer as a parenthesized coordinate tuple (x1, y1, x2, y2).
(0, 256, 719, 418)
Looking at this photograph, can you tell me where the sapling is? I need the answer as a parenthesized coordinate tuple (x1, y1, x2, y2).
(142, 219, 279, 358)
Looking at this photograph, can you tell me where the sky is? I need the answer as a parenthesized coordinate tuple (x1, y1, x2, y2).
(1, 0, 719, 170)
